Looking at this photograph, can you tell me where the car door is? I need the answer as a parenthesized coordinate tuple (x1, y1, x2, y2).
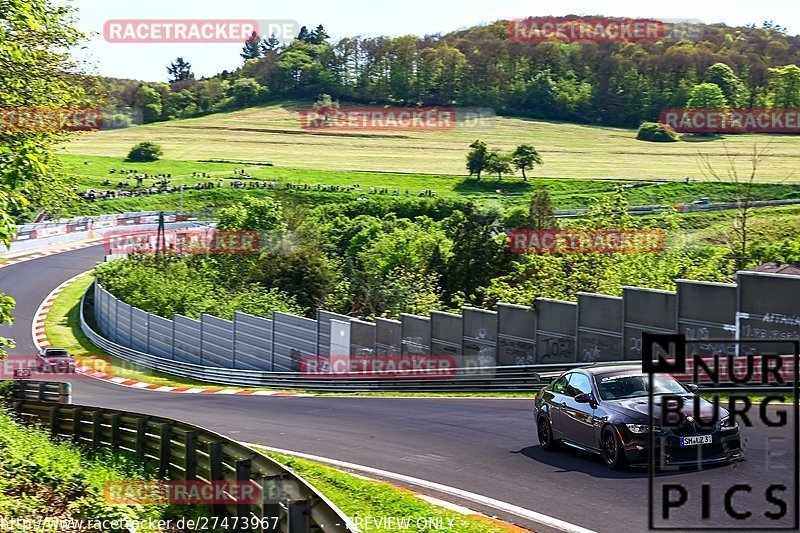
(546, 374, 572, 437)
(560, 372, 599, 448)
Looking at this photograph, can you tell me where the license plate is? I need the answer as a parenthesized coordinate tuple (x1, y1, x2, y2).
(680, 435, 712, 446)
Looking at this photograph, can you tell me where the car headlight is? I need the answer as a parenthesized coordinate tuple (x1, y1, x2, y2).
(720, 416, 737, 428)
(626, 424, 660, 434)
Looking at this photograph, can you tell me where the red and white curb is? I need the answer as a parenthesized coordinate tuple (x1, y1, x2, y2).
(31, 272, 312, 397)
(0, 241, 102, 269)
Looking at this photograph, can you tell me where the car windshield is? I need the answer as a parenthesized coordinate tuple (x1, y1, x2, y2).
(596, 373, 687, 400)
(44, 350, 69, 357)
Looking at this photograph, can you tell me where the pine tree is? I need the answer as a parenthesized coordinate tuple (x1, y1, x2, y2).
(241, 31, 262, 60)
(166, 57, 194, 82)
(310, 25, 330, 44)
(260, 33, 282, 54)
(296, 26, 311, 42)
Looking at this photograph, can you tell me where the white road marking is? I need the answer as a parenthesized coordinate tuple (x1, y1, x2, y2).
(242, 443, 597, 533)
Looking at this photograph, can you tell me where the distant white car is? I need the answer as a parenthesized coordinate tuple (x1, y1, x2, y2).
(35, 348, 76, 373)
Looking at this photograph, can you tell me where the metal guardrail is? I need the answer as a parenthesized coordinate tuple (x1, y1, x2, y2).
(10, 391, 355, 533)
(12, 380, 72, 403)
(80, 287, 565, 391)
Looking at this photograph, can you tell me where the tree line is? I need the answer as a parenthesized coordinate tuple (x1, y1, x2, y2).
(92, 20, 800, 128)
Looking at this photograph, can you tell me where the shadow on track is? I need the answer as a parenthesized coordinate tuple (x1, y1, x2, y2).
(512, 445, 734, 479)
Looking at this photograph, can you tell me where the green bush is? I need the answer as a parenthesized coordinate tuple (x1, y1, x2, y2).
(636, 122, 679, 142)
(0, 410, 191, 523)
(103, 113, 132, 130)
(94, 256, 302, 320)
(0, 379, 17, 401)
(126, 141, 163, 162)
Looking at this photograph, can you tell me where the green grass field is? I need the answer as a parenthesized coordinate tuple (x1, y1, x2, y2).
(57, 153, 800, 217)
(62, 101, 800, 182)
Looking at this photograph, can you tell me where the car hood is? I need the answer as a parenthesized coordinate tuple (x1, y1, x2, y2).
(605, 394, 727, 425)
(43, 357, 74, 364)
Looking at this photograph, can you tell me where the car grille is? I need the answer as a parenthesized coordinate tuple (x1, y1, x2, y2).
(670, 421, 717, 436)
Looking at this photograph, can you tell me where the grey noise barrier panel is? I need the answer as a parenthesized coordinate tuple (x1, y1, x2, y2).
(200, 313, 234, 368)
(272, 312, 316, 372)
(375, 317, 402, 356)
(147, 314, 174, 360)
(130, 307, 149, 354)
(350, 319, 377, 357)
(317, 310, 350, 357)
(430, 311, 462, 366)
(622, 286, 676, 360)
(233, 311, 274, 371)
(401, 313, 431, 356)
(173, 314, 202, 365)
(115, 301, 132, 349)
(535, 298, 577, 363)
(329, 319, 351, 358)
(497, 303, 536, 366)
(462, 307, 498, 369)
(576, 292, 622, 363)
(676, 279, 737, 357)
(737, 271, 800, 356)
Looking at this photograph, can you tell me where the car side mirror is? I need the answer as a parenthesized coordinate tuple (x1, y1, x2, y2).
(574, 393, 591, 403)
(686, 384, 699, 393)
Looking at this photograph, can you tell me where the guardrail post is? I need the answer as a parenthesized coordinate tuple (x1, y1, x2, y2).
(59, 382, 72, 404)
(12, 380, 23, 400)
(71, 406, 83, 443)
(287, 500, 310, 533)
(235, 459, 252, 529)
(261, 476, 282, 532)
(91, 410, 103, 448)
(110, 413, 121, 449)
(208, 441, 226, 517)
(49, 404, 61, 437)
(136, 417, 149, 459)
(37, 382, 47, 401)
(184, 431, 198, 480)
(158, 423, 173, 478)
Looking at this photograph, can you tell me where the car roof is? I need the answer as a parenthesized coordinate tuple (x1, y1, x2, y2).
(570, 363, 643, 377)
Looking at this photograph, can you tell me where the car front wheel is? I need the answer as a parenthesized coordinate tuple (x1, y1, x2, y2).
(602, 426, 628, 470)
(537, 414, 558, 451)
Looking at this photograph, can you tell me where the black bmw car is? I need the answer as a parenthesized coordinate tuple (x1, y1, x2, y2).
(533, 364, 743, 469)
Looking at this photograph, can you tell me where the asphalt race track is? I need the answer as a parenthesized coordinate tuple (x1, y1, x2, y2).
(1, 245, 796, 533)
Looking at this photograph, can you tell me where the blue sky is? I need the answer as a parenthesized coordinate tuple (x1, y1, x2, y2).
(71, 0, 800, 82)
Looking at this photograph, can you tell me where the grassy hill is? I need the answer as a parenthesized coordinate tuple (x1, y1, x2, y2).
(62, 101, 800, 182)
